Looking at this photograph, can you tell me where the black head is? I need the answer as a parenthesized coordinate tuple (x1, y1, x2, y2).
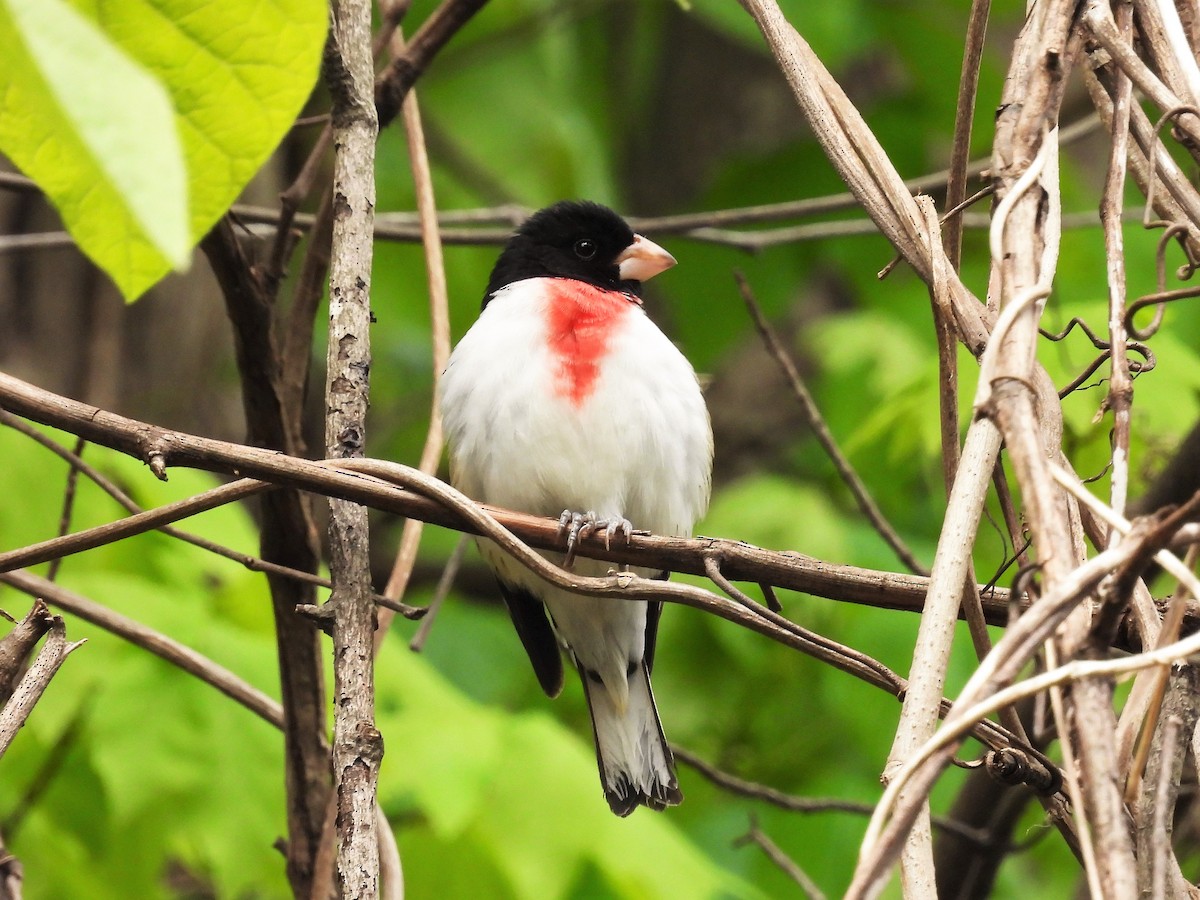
(483, 200, 675, 305)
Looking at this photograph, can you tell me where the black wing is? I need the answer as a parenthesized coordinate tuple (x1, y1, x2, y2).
(644, 570, 670, 673)
(496, 580, 564, 697)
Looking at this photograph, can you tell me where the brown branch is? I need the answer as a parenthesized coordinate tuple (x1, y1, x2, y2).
(45, 436, 86, 582)
(1124, 545, 1197, 800)
(0, 369, 1023, 623)
(0, 232, 74, 253)
(0, 570, 283, 728)
(0, 411, 422, 617)
(0, 602, 55, 706)
(373, 0, 490, 128)
(408, 535, 466, 652)
(1135, 665, 1198, 898)
(0, 614, 83, 762)
(921, 197, 997, 678)
(379, 16, 453, 648)
(673, 746, 1010, 852)
(1099, 0, 1136, 529)
(942, 0, 991, 268)
(0, 371, 1057, 769)
(734, 816, 826, 900)
(201, 127, 330, 900)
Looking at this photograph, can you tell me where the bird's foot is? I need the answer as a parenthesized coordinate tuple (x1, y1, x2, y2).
(558, 510, 633, 568)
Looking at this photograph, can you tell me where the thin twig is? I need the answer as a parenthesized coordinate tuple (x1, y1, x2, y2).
(45, 437, 86, 583)
(1099, 0, 1136, 532)
(0, 616, 83, 761)
(1149, 715, 1181, 899)
(409, 535, 467, 652)
(734, 272, 926, 575)
(734, 816, 826, 900)
(0, 415, 423, 616)
(1123, 543, 1198, 800)
(379, 15, 453, 649)
(673, 745, 1009, 850)
(942, 0, 991, 268)
(0, 570, 282, 727)
(0, 232, 74, 253)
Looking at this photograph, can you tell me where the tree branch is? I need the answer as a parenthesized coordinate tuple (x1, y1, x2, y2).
(0, 613, 83, 762)
(323, 0, 383, 890)
(0, 571, 283, 728)
(0, 370, 1020, 624)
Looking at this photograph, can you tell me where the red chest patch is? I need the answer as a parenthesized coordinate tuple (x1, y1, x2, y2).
(543, 280, 637, 406)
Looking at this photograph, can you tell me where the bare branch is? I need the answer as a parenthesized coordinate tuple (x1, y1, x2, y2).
(0, 614, 82, 762)
(735, 272, 927, 575)
(0, 603, 54, 707)
(408, 535, 467, 652)
(324, 0, 383, 889)
(942, 0, 991, 269)
(673, 745, 1008, 851)
(373, 0, 490, 128)
(1098, 0, 1136, 529)
(734, 816, 826, 900)
(378, 16, 453, 648)
(0, 571, 283, 728)
(0, 370, 1030, 627)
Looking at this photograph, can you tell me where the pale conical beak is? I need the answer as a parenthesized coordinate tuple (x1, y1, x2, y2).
(616, 234, 677, 283)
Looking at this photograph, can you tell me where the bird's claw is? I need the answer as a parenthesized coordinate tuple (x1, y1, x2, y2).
(558, 510, 633, 568)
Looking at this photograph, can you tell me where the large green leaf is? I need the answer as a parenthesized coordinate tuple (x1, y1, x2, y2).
(0, 0, 188, 292)
(0, 0, 326, 300)
(376, 644, 763, 899)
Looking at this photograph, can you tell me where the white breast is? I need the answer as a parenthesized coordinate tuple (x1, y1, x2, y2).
(439, 278, 712, 537)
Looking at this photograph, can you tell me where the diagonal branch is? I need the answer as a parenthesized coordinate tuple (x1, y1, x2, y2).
(0, 369, 1024, 625)
(0, 612, 83, 762)
(735, 272, 927, 576)
(0, 571, 283, 728)
(0, 370, 1060, 771)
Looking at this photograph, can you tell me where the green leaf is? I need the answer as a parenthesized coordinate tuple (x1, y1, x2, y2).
(0, 0, 188, 290)
(376, 646, 762, 899)
(0, 0, 326, 300)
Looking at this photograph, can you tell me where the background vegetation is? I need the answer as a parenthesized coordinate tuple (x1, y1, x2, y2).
(2, 0, 1198, 897)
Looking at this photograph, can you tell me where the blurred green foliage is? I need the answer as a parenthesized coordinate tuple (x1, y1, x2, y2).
(4, 0, 1200, 897)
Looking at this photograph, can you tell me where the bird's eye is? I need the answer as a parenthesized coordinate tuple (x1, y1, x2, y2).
(573, 239, 597, 260)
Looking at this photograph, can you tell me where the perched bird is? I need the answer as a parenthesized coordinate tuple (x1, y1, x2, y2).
(438, 200, 713, 815)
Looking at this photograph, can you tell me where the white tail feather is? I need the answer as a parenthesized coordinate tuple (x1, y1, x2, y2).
(583, 662, 681, 816)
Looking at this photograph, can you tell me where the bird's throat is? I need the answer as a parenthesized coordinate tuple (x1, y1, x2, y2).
(543, 280, 637, 407)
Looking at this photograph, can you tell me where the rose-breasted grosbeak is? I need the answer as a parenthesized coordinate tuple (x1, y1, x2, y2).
(439, 200, 712, 815)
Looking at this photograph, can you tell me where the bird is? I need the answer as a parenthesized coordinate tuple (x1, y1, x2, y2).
(438, 200, 713, 816)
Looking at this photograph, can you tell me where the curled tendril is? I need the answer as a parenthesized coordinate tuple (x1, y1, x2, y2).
(1039, 318, 1156, 398)
(1142, 106, 1200, 274)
